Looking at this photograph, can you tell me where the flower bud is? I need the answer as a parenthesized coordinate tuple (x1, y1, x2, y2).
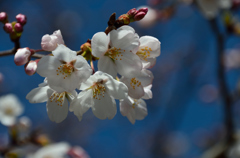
(0, 12, 8, 23)
(41, 30, 65, 51)
(134, 8, 148, 21)
(4, 23, 13, 33)
(25, 60, 39, 76)
(14, 23, 23, 33)
(14, 48, 31, 66)
(118, 14, 130, 25)
(138, 7, 148, 14)
(80, 42, 91, 52)
(137, 6, 157, 28)
(127, 8, 137, 17)
(16, 14, 27, 25)
(134, 12, 147, 21)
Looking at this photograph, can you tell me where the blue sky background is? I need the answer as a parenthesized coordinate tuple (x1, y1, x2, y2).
(1, 0, 240, 157)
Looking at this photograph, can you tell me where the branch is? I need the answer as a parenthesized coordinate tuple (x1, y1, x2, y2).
(0, 39, 20, 57)
(205, 18, 235, 157)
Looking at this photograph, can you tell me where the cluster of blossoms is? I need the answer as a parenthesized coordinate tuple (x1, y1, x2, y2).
(11, 8, 161, 124)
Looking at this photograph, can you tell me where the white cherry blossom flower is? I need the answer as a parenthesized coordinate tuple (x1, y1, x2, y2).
(136, 36, 161, 69)
(70, 71, 128, 121)
(91, 25, 142, 78)
(41, 30, 65, 51)
(27, 142, 70, 158)
(120, 96, 147, 124)
(121, 69, 153, 99)
(26, 83, 77, 123)
(196, 0, 232, 19)
(0, 94, 23, 126)
(37, 44, 92, 92)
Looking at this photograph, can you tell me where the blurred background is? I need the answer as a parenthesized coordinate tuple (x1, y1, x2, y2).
(1, 0, 240, 157)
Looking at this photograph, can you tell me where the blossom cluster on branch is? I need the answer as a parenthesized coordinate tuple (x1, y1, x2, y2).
(0, 8, 161, 124)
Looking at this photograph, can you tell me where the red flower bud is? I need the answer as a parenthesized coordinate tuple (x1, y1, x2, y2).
(14, 23, 23, 33)
(0, 12, 7, 23)
(4, 23, 13, 33)
(16, 14, 27, 25)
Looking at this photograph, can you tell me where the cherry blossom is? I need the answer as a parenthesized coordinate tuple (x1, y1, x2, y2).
(41, 30, 65, 51)
(91, 25, 142, 78)
(27, 142, 70, 158)
(70, 71, 128, 120)
(0, 94, 23, 126)
(37, 44, 92, 92)
(26, 83, 77, 123)
(120, 96, 148, 124)
(196, 0, 232, 19)
(121, 69, 153, 99)
(136, 36, 161, 69)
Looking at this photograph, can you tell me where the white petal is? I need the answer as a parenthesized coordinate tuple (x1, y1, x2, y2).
(137, 69, 154, 87)
(74, 55, 92, 84)
(69, 90, 92, 121)
(53, 30, 65, 45)
(91, 32, 109, 58)
(104, 73, 128, 99)
(98, 56, 117, 78)
(120, 97, 147, 124)
(139, 36, 161, 58)
(120, 97, 136, 124)
(134, 99, 148, 120)
(121, 77, 144, 99)
(115, 51, 142, 78)
(37, 56, 61, 77)
(52, 44, 77, 62)
(26, 86, 50, 103)
(46, 90, 68, 123)
(110, 26, 139, 53)
(142, 58, 156, 69)
(1, 116, 16, 126)
(142, 84, 153, 99)
(92, 94, 116, 120)
(80, 75, 97, 90)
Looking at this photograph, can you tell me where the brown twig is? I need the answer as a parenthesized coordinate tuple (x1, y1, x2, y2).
(208, 18, 235, 156)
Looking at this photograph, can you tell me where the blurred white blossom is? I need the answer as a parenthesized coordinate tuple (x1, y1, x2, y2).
(0, 94, 23, 126)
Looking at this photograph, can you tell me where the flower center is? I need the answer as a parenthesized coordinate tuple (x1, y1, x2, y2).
(91, 79, 107, 100)
(4, 107, 14, 115)
(130, 78, 141, 90)
(136, 46, 152, 61)
(104, 47, 124, 61)
(56, 60, 76, 79)
(132, 99, 140, 109)
(49, 92, 66, 106)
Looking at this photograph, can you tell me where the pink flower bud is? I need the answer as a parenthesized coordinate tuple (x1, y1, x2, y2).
(127, 8, 137, 17)
(134, 8, 148, 21)
(25, 60, 39, 76)
(4, 23, 13, 33)
(134, 12, 147, 21)
(138, 7, 148, 14)
(14, 48, 31, 66)
(14, 23, 23, 33)
(16, 14, 27, 25)
(137, 6, 157, 28)
(0, 12, 7, 22)
(41, 30, 65, 51)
